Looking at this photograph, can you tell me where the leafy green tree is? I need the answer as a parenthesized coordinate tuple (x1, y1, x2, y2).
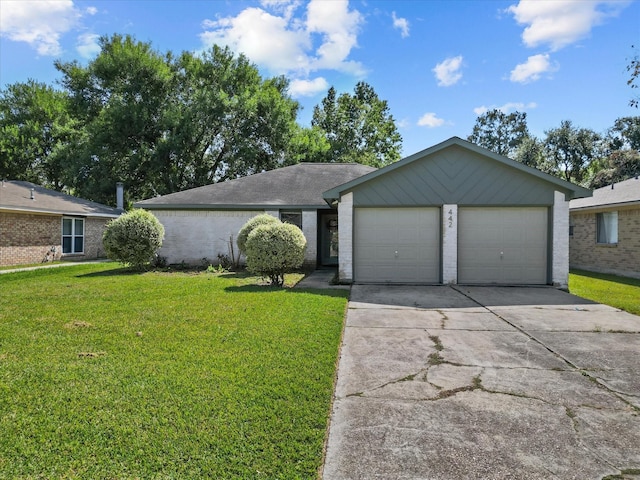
(0, 80, 76, 189)
(543, 120, 602, 183)
(55, 34, 174, 204)
(286, 125, 331, 164)
(245, 221, 306, 286)
(102, 209, 164, 270)
(54, 35, 299, 205)
(628, 45, 639, 108)
(607, 116, 640, 151)
(468, 109, 529, 158)
(311, 82, 402, 167)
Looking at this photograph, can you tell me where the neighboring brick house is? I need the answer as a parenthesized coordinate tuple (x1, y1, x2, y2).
(570, 177, 640, 279)
(0, 181, 121, 267)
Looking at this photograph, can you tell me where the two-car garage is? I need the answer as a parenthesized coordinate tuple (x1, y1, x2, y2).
(353, 206, 549, 285)
(324, 137, 590, 288)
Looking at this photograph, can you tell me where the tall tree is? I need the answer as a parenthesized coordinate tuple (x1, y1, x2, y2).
(467, 109, 529, 159)
(628, 45, 639, 108)
(607, 116, 640, 151)
(543, 120, 602, 183)
(0, 80, 75, 189)
(311, 82, 402, 167)
(53, 35, 299, 205)
(588, 150, 640, 188)
(55, 34, 174, 204)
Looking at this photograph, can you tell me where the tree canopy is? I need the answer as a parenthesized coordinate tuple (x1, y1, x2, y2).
(467, 109, 529, 159)
(311, 82, 402, 167)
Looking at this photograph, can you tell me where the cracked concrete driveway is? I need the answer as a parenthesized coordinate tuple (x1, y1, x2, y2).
(322, 285, 640, 480)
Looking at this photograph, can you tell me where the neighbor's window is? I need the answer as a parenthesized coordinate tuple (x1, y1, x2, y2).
(280, 211, 302, 230)
(596, 211, 618, 244)
(62, 217, 84, 254)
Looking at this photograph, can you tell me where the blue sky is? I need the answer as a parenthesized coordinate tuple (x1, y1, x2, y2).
(1, 0, 638, 156)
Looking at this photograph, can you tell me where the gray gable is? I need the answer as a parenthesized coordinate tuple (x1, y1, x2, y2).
(135, 163, 376, 209)
(0, 181, 120, 217)
(570, 177, 640, 210)
(324, 137, 591, 206)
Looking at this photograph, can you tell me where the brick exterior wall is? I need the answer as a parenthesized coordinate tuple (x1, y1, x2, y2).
(0, 212, 111, 267)
(552, 191, 570, 288)
(570, 207, 640, 279)
(338, 192, 353, 282)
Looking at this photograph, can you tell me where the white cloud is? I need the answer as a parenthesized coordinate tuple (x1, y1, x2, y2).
(392, 11, 409, 38)
(433, 55, 463, 87)
(200, 0, 364, 78)
(288, 77, 329, 97)
(306, 0, 364, 73)
(510, 53, 555, 83)
(85, 6, 97, 15)
(417, 112, 445, 128)
(473, 102, 538, 115)
(0, 0, 80, 56)
(507, 0, 630, 51)
(76, 32, 100, 59)
(201, 8, 310, 72)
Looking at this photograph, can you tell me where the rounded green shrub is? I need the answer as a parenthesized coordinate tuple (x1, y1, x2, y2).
(103, 209, 165, 270)
(245, 222, 306, 286)
(237, 213, 279, 255)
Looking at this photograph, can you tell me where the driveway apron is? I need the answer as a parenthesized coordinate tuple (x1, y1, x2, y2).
(323, 285, 640, 480)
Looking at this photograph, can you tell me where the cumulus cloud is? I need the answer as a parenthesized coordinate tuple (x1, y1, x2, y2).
(0, 0, 80, 56)
(288, 77, 329, 96)
(510, 53, 555, 83)
(473, 102, 538, 116)
(417, 112, 445, 128)
(200, 0, 365, 82)
(392, 11, 409, 38)
(85, 6, 97, 15)
(76, 32, 100, 59)
(507, 0, 630, 51)
(433, 55, 463, 87)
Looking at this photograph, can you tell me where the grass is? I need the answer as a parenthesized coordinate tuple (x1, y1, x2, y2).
(0, 261, 63, 271)
(0, 263, 349, 479)
(569, 269, 640, 315)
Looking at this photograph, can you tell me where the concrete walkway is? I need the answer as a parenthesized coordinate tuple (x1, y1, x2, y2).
(295, 269, 350, 290)
(0, 259, 111, 275)
(323, 285, 640, 480)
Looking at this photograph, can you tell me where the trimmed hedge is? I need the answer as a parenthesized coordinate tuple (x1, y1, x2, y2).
(237, 214, 280, 255)
(103, 209, 164, 270)
(245, 221, 306, 286)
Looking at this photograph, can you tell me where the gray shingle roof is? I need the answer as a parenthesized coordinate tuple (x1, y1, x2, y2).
(570, 177, 640, 210)
(135, 163, 377, 209)
(0, 180, 121, 217)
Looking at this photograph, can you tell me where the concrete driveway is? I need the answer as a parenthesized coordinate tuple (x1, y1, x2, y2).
(323, 285, 640, 480)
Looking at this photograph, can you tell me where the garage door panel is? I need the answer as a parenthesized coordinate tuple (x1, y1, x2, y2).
(354, 207, 440, 283)
(459, 207, 548, 285)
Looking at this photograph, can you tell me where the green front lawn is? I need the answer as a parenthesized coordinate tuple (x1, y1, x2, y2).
(569, 269, 640, 315)
(0, 264, 349, 479)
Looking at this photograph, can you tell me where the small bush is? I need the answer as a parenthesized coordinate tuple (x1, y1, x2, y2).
(245, 222, 306, 286)
(237, 214, 279, 255)
(103, 209, 165, 270)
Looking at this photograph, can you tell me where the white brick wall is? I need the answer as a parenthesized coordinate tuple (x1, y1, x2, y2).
(552, 191, 570, 288)
(302, 209, 317, 265)
(153, 210, 263, 265)
(338, 193, 353, 282)
(442, 204, 458, 284)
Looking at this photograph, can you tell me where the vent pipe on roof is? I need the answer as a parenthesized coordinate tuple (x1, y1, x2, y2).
(30, 188, 35, 200)
(116, 182, 124, 212)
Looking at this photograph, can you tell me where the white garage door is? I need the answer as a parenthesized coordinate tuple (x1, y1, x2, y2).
(354, 208, 440, 283)
(458, 207, 548, 284)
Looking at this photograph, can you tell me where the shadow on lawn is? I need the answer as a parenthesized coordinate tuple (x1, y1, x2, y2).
(224, 284, 349, 298)
(571, 269, 640, 288)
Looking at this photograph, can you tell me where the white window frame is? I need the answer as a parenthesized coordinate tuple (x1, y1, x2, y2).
(62, 217, 85, 254)
(596, 211, 618, 244)
(280, 210, 302, 230)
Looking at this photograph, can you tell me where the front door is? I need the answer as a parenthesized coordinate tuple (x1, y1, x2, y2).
(319, 213, 339, 266)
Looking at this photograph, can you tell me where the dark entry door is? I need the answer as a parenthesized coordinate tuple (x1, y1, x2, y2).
(319, 213, 339, 266)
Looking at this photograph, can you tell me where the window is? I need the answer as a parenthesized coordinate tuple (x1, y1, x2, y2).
(280, 211, 302, 230)
(62, 217, 84, 254)
(596, 211, 618, 244)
